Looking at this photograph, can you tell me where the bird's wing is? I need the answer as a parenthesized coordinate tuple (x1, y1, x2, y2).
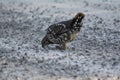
(46, 23, 68, 44)
(46, 23, 66, 35)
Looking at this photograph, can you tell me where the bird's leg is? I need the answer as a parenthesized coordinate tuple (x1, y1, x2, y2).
(61, 43, 67, 50)
(56, 43, 67, 50)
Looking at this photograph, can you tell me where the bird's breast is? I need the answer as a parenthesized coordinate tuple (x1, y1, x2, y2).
(69, 32, 78, 41)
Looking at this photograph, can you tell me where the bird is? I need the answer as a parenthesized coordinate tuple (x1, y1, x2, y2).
(41, 12, 85, 50)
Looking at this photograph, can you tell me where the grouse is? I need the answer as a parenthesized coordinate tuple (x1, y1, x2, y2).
(41, 12, 85, 50)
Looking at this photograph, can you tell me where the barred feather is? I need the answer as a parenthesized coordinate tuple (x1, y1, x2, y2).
(41, 12, 85, 50)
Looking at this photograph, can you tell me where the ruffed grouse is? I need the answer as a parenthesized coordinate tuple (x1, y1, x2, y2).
(41, 12, 85, 50)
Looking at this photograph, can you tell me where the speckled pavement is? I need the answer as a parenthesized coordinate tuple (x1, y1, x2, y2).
(0, 0, 120, 80)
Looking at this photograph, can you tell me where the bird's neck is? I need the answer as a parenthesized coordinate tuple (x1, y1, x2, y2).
(70, 18, 83, 33)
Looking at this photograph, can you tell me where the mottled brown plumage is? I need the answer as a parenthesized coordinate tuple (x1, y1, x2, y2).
(41, 12, 85, 50)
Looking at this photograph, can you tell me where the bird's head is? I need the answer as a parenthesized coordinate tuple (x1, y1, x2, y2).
(74, 12, 85, 22)
(71, 12, 85, 29)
